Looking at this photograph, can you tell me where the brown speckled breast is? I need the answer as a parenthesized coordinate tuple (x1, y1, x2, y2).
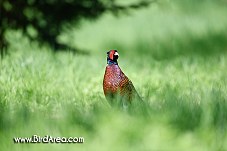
(103, 64, 137, 102)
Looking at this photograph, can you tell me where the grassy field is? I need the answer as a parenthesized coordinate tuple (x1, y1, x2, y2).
(1, 1, 227, 151)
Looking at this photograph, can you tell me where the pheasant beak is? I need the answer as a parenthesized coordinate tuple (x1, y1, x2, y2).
(114, 52, 119, 57)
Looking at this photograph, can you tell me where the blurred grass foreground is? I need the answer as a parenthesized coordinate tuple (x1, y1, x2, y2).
(1, 0, 227, 151)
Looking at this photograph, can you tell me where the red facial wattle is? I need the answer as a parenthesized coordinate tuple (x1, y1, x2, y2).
(109, 50, 115, 60)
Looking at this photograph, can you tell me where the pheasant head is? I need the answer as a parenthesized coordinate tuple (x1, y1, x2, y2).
(106, 50, 119, 65)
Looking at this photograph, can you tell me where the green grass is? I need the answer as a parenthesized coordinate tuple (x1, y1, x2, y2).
(1, 1, 227, 150)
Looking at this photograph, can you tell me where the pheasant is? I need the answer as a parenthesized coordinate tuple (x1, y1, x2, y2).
(103, 50, 142, 106)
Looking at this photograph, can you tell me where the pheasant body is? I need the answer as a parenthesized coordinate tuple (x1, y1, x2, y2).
(103, 50, 141, 104)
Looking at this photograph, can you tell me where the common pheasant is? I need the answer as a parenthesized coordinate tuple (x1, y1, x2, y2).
(103, 50, 142, 105)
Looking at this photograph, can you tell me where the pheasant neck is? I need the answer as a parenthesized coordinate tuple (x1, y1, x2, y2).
(107, 59, 118, 65)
